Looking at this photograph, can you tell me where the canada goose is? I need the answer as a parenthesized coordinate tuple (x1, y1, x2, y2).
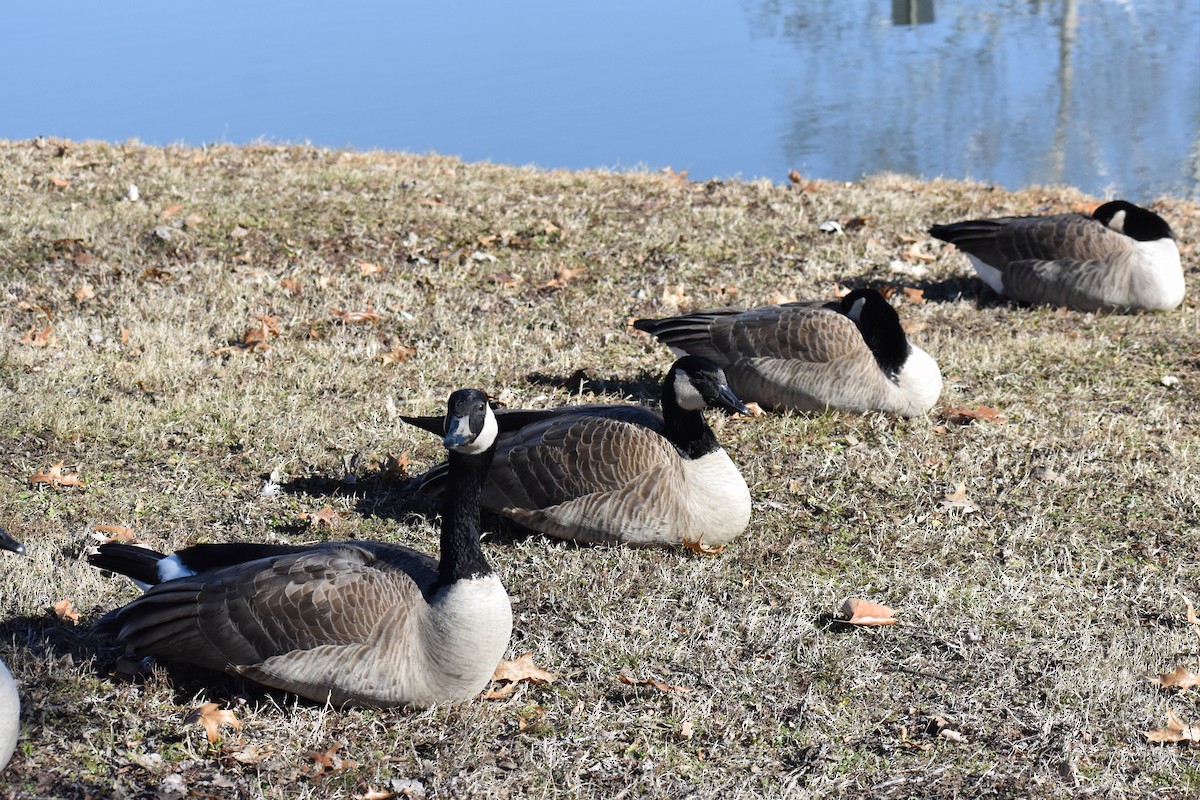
(405, 356, 752, 551)
(632, 289, 942, 417)
(1, 526, 24, 771)
(90, 389, 511, 707)
(928, 200, 1183, 312)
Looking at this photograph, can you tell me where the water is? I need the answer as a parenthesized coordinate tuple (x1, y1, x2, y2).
(3, 0, 1197, 201)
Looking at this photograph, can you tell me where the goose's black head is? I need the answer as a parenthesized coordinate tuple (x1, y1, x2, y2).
(664, 356, 750, 416)
(442, 389, 499, 455)
(841, 288, 909, 379)
(0, 526, 25, 556)
(1093, 200, 1175, 242)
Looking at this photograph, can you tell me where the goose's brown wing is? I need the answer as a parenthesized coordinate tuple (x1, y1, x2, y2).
(636, 302, 859, 365)
(104, 543, 435, 671)
(931, 213, 1126, 266)
(483, 415, 675, 511)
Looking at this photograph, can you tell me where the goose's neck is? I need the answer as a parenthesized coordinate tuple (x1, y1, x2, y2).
(437, 448, 494, 587)
(859, 320, 909, 381)
(661, 395, 719, 460)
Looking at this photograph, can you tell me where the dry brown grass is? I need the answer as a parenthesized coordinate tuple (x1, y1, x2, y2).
(0, 139, 1199, 799)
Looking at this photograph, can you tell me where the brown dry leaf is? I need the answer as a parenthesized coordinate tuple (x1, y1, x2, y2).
(417, 196, 444, 206)
(161, 203, 185, 219)
(943, 404, 1006, 425)
(938, 483, 979, 513)
(492, 271, 525, 288)
(537, 218, 561, 235)
(660, 284, 688, 308)
(48, 176, 70, 188)
(20, 324, 57, 348)
(378, 451, 409, 480)
(74, 283, 96, 302)
(227, 743, 273, 765)
(733, 401, 766, 419)
(309, 742, 357, 780)
(484, 681, 521, 700)
(1183, 594, 1199, 627)
(536, 264, 583, 291)
(242, 314, 282, 352)
(839, 597, 898, 626)
(1149, 665, 1200, 693)
(1145, 708, 1200, 744)
(30, 461, 85, 487)
(357, 261, 385, 276)
(184, 702, 241, 744)
(94, 524, 136, 543)
(904, 242, 937, 263)
(333, 306, 381, 324)
(679, 719, 695, 740)
(380, 343, 417, 366)
(681, 538, 726, 555)
(355, 789, 395, 800)
(618, 675, 691, 693)
(478, 233, 500, 248)
(52, 598, 81, 625)
(492, 652, 558, 685)
(659, 166, 688, 184)
(120, 327, 131, 346)
(301, 506, 340, 529)
(279, 277, 302, 295)
(901, 287, 926, 304)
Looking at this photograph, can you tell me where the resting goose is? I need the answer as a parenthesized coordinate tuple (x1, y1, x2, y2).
(929, 200, 1183, 312)
(1, 527, 24, 771)
(90, 389, 511, 707)
(632, 289, 942, 417)
(405, 356, 752, 551)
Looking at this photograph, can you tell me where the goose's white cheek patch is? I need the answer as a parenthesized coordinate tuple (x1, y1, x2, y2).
(673, 373, 706, 411)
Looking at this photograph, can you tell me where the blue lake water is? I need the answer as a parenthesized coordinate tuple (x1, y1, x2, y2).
(3, 0, 1197, 201)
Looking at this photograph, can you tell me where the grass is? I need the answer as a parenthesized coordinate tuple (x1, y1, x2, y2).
(0, 138, 1198, 799)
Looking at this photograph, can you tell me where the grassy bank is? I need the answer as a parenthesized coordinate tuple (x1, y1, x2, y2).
(0, 139, 1198, 799)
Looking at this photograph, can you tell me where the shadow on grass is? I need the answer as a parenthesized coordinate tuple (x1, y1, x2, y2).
(523, 367, 661, 403)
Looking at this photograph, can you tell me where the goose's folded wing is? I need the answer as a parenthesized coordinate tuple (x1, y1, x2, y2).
(485, 416, 676, 509)
(1000, 257, 1128, 309)
(712, 304, 866, 364)
(106, 543, 434, 669)
(933, 214, 1113, 265)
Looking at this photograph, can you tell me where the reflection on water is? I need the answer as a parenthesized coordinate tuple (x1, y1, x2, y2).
(0, 0, 1196, 200)
(751, 0, 1199, 200)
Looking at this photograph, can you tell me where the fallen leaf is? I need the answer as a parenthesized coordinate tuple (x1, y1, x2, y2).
(660, 284, 688, 308)
(355, 789, 395, 800)
(48, 176, 70, 188)
(492, 271, 525, 288)
(308, 742, 357, 780)
(74, 283, 96, 301)
(239, 314, 282, 353)
(52, 598, 80, 625)
(536, 264, 583, 291)
(19, 324, 57, 348)
(29, 461, 85, 487)
(492, 652, 558, 685)
(1145, 708, 1200, 744)
(1183, 594, 1200, 627)
(733, 401, 766, 419)
(901, 287, 926, 304)
(227, 743, 273, 765)
(279, 277, 302, 295)
(679, 720, 695, 740)
(618, 675, 691, 693)
(357, 261, 385, 276)
(332, 306, 381, 324)
(938, 483, 979, 513)
(484, 681, 522, 700)
(185, 702, 241, 744)
(380, 343, 417, 366)
(301, 506, 340, 529)
(681, 538, 726, 555)
(161, 203, 185, 219)
(838, 597, 898, 626)
(1149, 665, 1200, 693)
(943, 405, 1006, 425)
(94, 524, 136, 543)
